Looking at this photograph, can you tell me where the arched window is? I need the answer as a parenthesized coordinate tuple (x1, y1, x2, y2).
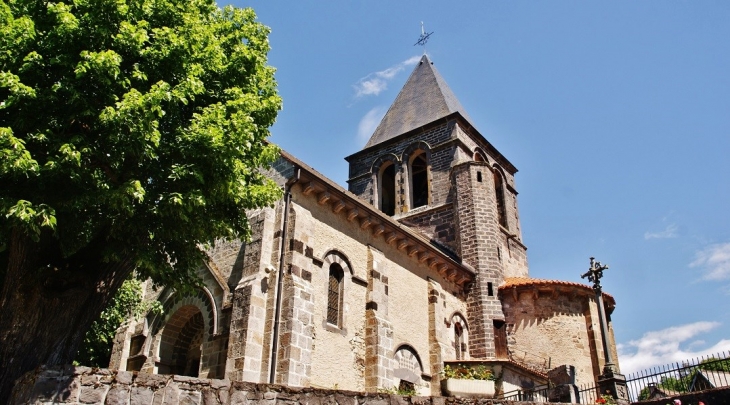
(493, 170, 508, 228)
(474, 149, 487, 162)
(379, 162, 396, 216)
(455, 323, 464, 360)
(451, 313, 468, 360)
(394, 345, 424, 390)
(409, 152, 429, 209)
(327, 264, 344, 326)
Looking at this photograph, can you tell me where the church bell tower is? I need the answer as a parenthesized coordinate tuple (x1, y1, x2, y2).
(346, 55, 529, 359)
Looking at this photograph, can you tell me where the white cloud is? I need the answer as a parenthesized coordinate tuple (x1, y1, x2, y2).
(690, 242, 730, 281)
(618, 321, 730, 375)
(353, 56, 421, 98)
(357, 106, 387, 143)
(644, 223, 678, 240)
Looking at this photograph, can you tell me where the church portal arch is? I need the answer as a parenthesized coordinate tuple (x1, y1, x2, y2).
(157, 305, 205, 376)
(150, 289, 215, 377)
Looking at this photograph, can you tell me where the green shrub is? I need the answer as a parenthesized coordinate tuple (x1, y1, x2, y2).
(442, 364, 495, 380)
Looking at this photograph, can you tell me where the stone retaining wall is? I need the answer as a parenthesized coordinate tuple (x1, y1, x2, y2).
(11, 366, 572, 405)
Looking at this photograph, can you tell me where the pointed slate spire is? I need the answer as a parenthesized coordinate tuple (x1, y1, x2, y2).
(364, 54, 475, 149)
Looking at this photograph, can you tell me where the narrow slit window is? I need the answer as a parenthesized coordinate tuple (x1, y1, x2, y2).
(455, 323, 464, 360)
(327, 264, 344, 326)
(493, 171, 508, 228)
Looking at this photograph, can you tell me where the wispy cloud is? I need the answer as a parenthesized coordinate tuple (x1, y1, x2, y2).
(618, 321, 730, 375)
(644, 223, 678, 240)
(357, 106, 387, 143)
(690, 242, 730, 281)
(353, 56, 421, 98)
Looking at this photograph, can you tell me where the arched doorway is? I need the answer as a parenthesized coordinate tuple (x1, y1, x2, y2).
(158, 305, 205, 376)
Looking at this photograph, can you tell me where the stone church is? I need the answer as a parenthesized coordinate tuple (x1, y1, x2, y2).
(110, 55, 620, 396)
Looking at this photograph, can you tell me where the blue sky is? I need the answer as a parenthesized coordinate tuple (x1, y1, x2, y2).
(233, 1, 730, 375)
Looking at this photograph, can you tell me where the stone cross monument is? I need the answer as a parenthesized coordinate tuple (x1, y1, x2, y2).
(581, 257, 629, 404)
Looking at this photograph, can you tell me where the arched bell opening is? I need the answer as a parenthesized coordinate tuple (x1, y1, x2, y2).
(379, 162, 397, 216)
(409, 152, 429, 209)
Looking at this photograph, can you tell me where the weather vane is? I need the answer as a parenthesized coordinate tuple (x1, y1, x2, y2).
(414, 21, 433, 48)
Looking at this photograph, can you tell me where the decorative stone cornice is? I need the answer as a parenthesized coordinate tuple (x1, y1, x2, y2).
(498, 277, 616, 311)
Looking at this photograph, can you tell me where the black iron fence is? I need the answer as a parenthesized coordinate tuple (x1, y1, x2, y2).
(576, 351, 730, 403)
(500, 384, 550, 402)
(577, 384, 600, 404)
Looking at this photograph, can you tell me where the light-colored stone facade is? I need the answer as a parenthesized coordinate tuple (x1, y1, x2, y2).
(110, 54, 620, 396)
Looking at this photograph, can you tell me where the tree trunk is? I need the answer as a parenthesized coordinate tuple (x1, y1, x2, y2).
(0, 228, 135, 404)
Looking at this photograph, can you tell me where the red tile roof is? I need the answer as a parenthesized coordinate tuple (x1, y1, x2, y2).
(500, 277, 615, 305)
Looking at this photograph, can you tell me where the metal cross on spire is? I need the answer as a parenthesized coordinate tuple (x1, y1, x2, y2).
(414, 21, 433, 50)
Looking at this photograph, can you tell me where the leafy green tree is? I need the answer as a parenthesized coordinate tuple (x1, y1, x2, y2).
(0, 0, 281, 400)
(637, 375, 692, 400)
(75, 278, 161, 368)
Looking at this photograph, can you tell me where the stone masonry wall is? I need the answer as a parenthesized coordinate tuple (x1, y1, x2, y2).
(347, 120, 455, 207)
(400, 204, 457, 254)
(10, 366, 577, 405)
(452, 162, 505, 359)
(500, 290, 597, 388)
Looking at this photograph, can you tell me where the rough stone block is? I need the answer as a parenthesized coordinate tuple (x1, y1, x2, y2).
(135, 373, 169, 388)
(217, 388, 229, 405)
(81, 374, 100, 386)
(53, 377, 80, 403)
(178, 390, 202, 405)
(173, 375, 203, 384)
(200, 388, 220, 405)
(105, 386, 130, 405)
(130, 386, 154, 405)
(115, 371, 134, 385)
(228, 389, 248, 405)
(210, 379, 230, 390)
(29, 377, 63, 402)
(74, 366, 93, 376)
(79, 384, 109, 404)
(390, 394, 412, 405)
